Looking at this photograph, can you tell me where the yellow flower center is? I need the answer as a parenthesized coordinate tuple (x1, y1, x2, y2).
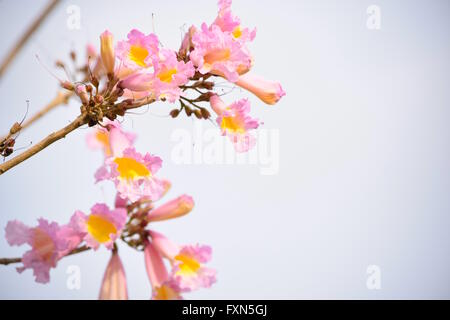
(220, 116, 245, 133)
(86, 214, 117, 243)
(129, 45, 149, 67)
(232, 26, 242, 38)
(114, 157, 150, 180)
(204, 48, 231, 67)
(175, 254, 201, 276)
(158, 68, 177, 83)
(32, 228, 55, 263)
(96, 131, 111, 156)
(154, 284, 180, 300)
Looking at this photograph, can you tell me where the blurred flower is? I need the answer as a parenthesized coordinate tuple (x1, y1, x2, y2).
(99, 250, 128, 300)
(147, 195, 194, 222)
(86, 120, 136, 157)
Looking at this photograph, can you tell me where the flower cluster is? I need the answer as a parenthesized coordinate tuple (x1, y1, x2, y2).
(5, 121, 216, 299)
(2, 0, 285, 299)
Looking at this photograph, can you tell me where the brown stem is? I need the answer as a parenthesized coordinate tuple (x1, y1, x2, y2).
(0, 245, 90, 266)
(0, 0, 60, 79)
(0, 113, 88, 176)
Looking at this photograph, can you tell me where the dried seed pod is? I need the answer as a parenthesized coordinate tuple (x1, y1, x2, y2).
(194, 109, 203, 119)
(200, 108, 211, 119)
(184, 106, 193, 117)
(170, 109, 180, 118)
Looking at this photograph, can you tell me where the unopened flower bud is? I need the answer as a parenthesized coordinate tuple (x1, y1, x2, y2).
(75, 85, 89, 105)
(100, 30, 115, 76)
(61, 81, 74, 91)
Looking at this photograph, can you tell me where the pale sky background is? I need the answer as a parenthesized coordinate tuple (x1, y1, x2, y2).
(0, 0, 449, 299)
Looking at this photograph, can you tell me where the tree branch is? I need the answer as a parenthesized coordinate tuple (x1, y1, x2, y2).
(0, 113, 88, 175)
(0, 0, 60, 79)
(0, 245, 90, 266)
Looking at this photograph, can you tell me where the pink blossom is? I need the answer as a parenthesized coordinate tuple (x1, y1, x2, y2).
(116, 29, 159, 72)
(149, 230, 216, 292)
(5, 219, 68, 283)
(100, 30, 115, 75)
(147, 195, 194, 222)
(213, 0, 256, 44)
(190, 23, 252, 82)
(69, 203, 127, 250)
(236, 73, 286, 105)
(99, 251, 128, 300)
(95, 147, 165, 202)
(119, 49, 195, 103)
(210, 95, 260, 152)
(86, 120, 136, 157)
(144, 240, 183, 300)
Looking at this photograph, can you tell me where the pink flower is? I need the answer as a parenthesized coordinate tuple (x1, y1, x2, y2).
(116, 29, 159, 72)
(144, 240, 183, 300)
(99, 250, 128, 300)
(5, 219, 69, 283)
(119, 49, 195, 103)
(69, 203, 127, 250)
(210, 95, 260, 152)
(95, 147, 165, 202)
(149, 230, 217, 292)
(190, 23, 252, 82)
(86, 120, 136, 157)
(147, 195, 194, 222)
(100, 30, 115, 75)
(213, 0, 256, 43)
(236, 73, 286, 105)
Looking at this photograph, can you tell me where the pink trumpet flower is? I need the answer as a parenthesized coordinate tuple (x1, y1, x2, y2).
(147, 195, 194, 222)
(5, 219, 69, 283)
(144, 240, 183, 300)
(100, 30, 115, 75)
(236, 74, 286, 105)
(98, 250, 128, 300)
(95, 147, 166, 202)
(149, 230, 216, 292)
(86, 120, 136, 157)
(69, 203, 127, 250)
(210, 94, 260, 152)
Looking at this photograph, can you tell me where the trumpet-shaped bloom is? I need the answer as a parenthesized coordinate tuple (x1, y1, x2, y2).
(147, 195, 194, 222)
(5, 219, 68, 283)
(236, 73, 286, 105)
(116, 29, 159, 72)
(213, 0, 256, 44)
(69, 203, 127, 250)
(100, 30, 115, 75)
(95, 147, 165, 202)
(86, 120, 136, 157)
(190, 23, 252, 82)
(144, 241, 183, 300)
(119, 49, 195, 103)
(210, 95, 259, 152)
(99, 251, 128, 300)
(149, 230, 216, 292)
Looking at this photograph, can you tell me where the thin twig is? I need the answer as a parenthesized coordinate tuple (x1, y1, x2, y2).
(0, 91, 72, 143)
(0, 0, 60, 79)
(0, 245, 90, 266)
(21, 91, 73, 131)
(0, 113, 88, 175)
